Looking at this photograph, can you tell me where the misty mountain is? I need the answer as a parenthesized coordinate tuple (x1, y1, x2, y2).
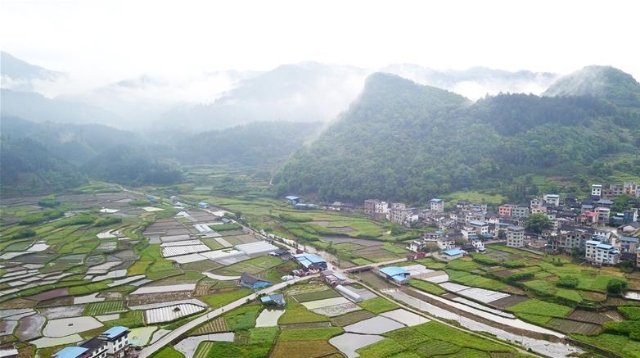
(276, 68, 640, 203)
(0, 116, 142, 165)
(0, 51, 65, 92)
(382, 64, 559, 100)
(0, 88, 122, 126)
(66, 71, 260, 127)
(160, 62, 369, 131)
(543, 65, 640, 107)
(0, 136, 86, 198)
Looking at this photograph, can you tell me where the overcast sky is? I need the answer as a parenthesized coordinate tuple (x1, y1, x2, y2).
(1, 0, 639, 82)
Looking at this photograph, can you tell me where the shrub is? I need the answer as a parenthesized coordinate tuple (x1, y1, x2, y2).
(95, 217, 123, 227)
(471, 254, 499, 266)
(502, 260, 526, 268)
(556, 276, 579, 289)
(507, 272, 534, 282)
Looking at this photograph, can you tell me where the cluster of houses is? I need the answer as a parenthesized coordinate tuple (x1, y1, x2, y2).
(51, 326, 130, 358)
(365, 182, 640, 267)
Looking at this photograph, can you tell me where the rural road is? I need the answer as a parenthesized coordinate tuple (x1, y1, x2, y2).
(137, 274, 318, 358)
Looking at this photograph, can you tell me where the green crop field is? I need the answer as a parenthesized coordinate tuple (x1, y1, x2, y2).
(506, 299, 573, 318)
(278, 327, 343, 341)
(85, 301, 126, 315)
(278, 302, 329, 325)
(359, 297, 399, 314)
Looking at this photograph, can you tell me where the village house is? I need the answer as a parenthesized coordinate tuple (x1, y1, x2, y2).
(53, 326, 130, 358)
(506, 226, 525, 248)
(585, 240, 620, 265)
(364, 199, 388, 216)
(498, 204, 513, 217)
(544, 194, 560, 206)
(239, 273, 272, 290)
(591, 184, 603, 198)
(511, 206, 530, 218)
(430, 198, 445, 213)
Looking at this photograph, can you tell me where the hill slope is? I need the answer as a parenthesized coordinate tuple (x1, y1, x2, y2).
(276, 70, 640, 203)
(0, 137, 87, 198)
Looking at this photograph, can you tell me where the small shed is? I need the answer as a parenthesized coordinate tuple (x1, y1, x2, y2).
(260, 293, 286, 307)
(285, 196, 300, 205)
(240, 272, 272, 290)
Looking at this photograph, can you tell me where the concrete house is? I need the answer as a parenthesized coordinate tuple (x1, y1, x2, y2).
(430, 198, 445, 213)
(240, 272, 272, 290)
(506, 226, 525, 248)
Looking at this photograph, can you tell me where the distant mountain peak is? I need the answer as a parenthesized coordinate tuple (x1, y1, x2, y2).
(543, 65, 640, 106)
(1, 51, 65, 82)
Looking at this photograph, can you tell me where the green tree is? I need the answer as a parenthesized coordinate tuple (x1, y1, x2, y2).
(525, 213, 553, 233)
(607, 278, 628, 294)
(613, 194, 632, 213)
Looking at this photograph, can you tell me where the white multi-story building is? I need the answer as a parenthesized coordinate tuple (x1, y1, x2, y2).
(506, 226, 525, 248)
(585, 240, 620, 265)
(592, 184, 603, 197)
(469, 220, 489, 235)
(544, 194, 560, 206)
(430, 198, 445, 213)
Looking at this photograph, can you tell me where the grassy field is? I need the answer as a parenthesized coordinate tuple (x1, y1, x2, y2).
(212, 255, 283, 276)
(270, 340, 339, 358)
(291, 289, 340, 303)
(225, 304, 262, 331)
(358, 297, 399, 314)
(201, 288, 252, 308)
(278, 327, 344, 341)
(409, 279, 446, 295)
(573, 333, 640, 358)
(506, 299, 573, 318)
(151, 346, 185, 358)
(278, 302, 329, 325)
(248, 327, 279, 345)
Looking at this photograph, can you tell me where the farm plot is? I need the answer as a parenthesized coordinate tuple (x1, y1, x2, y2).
(192, 317, 229, 334)
(302, 297, 351, 310)
(43, 316, 103, 337)
(162, 244, 210, 257)
(381, 309, 429, 326)
(16, 314, 45, 340)
(129, 326, 158, 346)
(355, 246, 399, 263)
(330, 333, 384, 358)
(312, 303, 361, 317)
(270, 340, 339, 358)
(546, 318, 600, 335)
(212, 255, 283, 276)
(292, 289, 341, 303)
(85, 301, 126, 315)
(568, 310, 618, 325)
(27, 288, 69, 301)
(131, 283, 196, 295)
(40, 306, 85, 319)
(345, 316, 405, 334)
(440, 282, 510, 303)
(255, 309, 285, 327)
(144, 304, 205, 324)
(330, 310, 376, 327)
(175, 333, 235, 358)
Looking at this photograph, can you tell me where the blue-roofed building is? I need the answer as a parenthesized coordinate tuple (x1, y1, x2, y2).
(99, 326, 130, 357)
(379, 266, 410, 284)
(52, 347, 89, 358)
(293, 253, 327, 270)
(442, 248, 464, 260)
(295, 203, 317, 210)
(260, 293, 286, 307)
(53, 326, 130, 358)
(586, 240, 620, 265)
(285, 196, 300, 205)
(198, 201, 210, 209)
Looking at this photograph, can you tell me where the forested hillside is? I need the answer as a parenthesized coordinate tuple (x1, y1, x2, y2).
(0, 137, 87, 197)
(276, 69, 640, 203)
(81, 146, 183, 187)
